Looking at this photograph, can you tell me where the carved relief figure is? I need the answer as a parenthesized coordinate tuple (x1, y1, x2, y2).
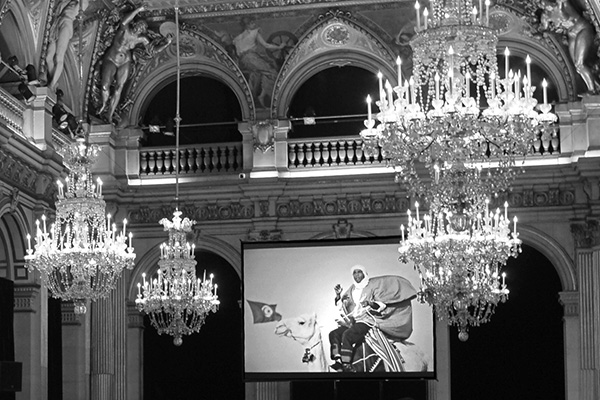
(97, 4, 171, 123)
(232, 16, 286, 108)
(44, 0, 90, 91)
(539, 0, 600, 94)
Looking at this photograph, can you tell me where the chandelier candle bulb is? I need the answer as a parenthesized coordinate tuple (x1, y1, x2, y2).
(386, 80, 394, 106)
(471, 6, 477, 24)
(504, 47, 510, 83)
(415, 201, 420, 221)
(465, 71, 471, 98)
(479, 0, 483, 21)
(434, 72, 440, 100)
(485, 0, 490, 25)
(526, 55, 532, 87)
(396, 56, 402, 85)
(367, 95, 372, 121)
(504, 201, 508, 220)
(423, 7, 429, 30)
(377, 71, 384, 102)
(542, 79, 548, 105)
(513, 216, 518, 237)
(415, 1, 421, 30)
(97, 178, 102, 197)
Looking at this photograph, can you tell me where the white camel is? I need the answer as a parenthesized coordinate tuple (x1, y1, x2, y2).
(274, 312, 329, 372)
(274, 312, 430, 373)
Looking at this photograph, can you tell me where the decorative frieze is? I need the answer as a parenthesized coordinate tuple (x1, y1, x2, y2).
(128, 188, 576, 224)
(0, 148, 56, 199)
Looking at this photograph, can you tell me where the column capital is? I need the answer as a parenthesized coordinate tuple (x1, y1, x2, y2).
(570, 219, 600, 248)
(13, 283, 41, 313)
(127, 301, 144, 329)
(558, 291, 579, 317)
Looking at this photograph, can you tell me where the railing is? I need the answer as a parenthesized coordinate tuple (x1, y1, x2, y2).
(139, 143, 243, 176)
(0, 86, 24, 138)
(288, 132, 561, 169)
(288, 137, 385, 168)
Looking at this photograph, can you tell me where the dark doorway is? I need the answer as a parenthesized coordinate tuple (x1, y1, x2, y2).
(143, 250, 243, 399)
(450, 244, 565, 400)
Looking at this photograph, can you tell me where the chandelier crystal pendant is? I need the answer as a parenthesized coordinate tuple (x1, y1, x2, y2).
(361, 0, 557, 205)
(399, 199, 521, 341)
(135, 210, 219, 346)
(25, 136, 136, 314)
(135, 3, 220, 346)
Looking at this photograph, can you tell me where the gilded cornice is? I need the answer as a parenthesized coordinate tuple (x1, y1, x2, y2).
(127, 188, 576, 224)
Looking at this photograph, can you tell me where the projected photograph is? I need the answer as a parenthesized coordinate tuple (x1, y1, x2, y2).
(242, 237, 435, 380)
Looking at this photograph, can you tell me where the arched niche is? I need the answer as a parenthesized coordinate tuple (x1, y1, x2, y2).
(128, 28, 254, 125)
(272, 14, 397, 119)
(126, 233, 241, 302)
(0, 206, 30, 281)
(517, 224, 576, 292)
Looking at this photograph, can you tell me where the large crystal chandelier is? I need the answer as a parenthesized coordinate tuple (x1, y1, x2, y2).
(25, 135, 136, 314)
(135, 4, 219, 346)
(24, 1, 135, 314)
(398, 199, 521, 341)
(358, 0, 557, 338)
(361, 0, 557, 204)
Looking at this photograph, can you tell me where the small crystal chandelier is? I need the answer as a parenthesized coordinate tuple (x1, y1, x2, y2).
(25, 134, 136, 314)
(135, 4, 219, 346)
(399, 199, 521, 341)
(360, 0, 557, 204)
(135, 210, 219, 346)
(24, 1, 135, 314)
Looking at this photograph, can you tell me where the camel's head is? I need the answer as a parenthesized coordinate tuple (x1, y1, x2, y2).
(274, 313, 318, 343)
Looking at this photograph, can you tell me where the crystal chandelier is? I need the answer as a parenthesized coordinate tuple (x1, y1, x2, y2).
(24, 1, 135, 314)
(135, 4, 219, 346)
(398, 199, 521, 341)
(25, 135, 136, 314)
(135, 210, 219, 346)
(360, 0, 557, 205)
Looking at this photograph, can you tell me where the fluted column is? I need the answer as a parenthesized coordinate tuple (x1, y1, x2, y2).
(571, 220, 600, 400)
(246, 381, 289, 400)
(427, 321, 450, 400)
(90, 275, 128, 400)
(90, 294, 115, 400)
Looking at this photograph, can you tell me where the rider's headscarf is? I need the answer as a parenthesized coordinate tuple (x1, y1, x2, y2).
(350, 264, 370, 290)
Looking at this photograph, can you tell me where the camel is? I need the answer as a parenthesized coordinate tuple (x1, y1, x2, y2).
(274, 312, 329, 372)
(274, 313, 429, 373)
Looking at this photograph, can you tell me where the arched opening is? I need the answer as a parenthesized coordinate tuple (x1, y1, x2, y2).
(142, 250, 243, 399)
(287, 66, 378, 139)
(140, 76, 243, 147)
(450, 244, 565, 400)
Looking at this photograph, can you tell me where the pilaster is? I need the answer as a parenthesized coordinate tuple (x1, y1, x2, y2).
(13, 283, 47, 400)
(571, 219, 600, 400)
(127, 300, 144, 400)
(22, 86, 55, 151)
(61, 301, 90, 400)
(559, 291, 581, 400)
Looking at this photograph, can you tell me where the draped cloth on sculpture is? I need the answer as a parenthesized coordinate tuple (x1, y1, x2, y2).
(342, 275, 417, 341)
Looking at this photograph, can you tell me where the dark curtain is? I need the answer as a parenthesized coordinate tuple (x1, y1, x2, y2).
(0, 278, 14, 361)
(48, 297, 62, 400)
(0, 277, 15, 400)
